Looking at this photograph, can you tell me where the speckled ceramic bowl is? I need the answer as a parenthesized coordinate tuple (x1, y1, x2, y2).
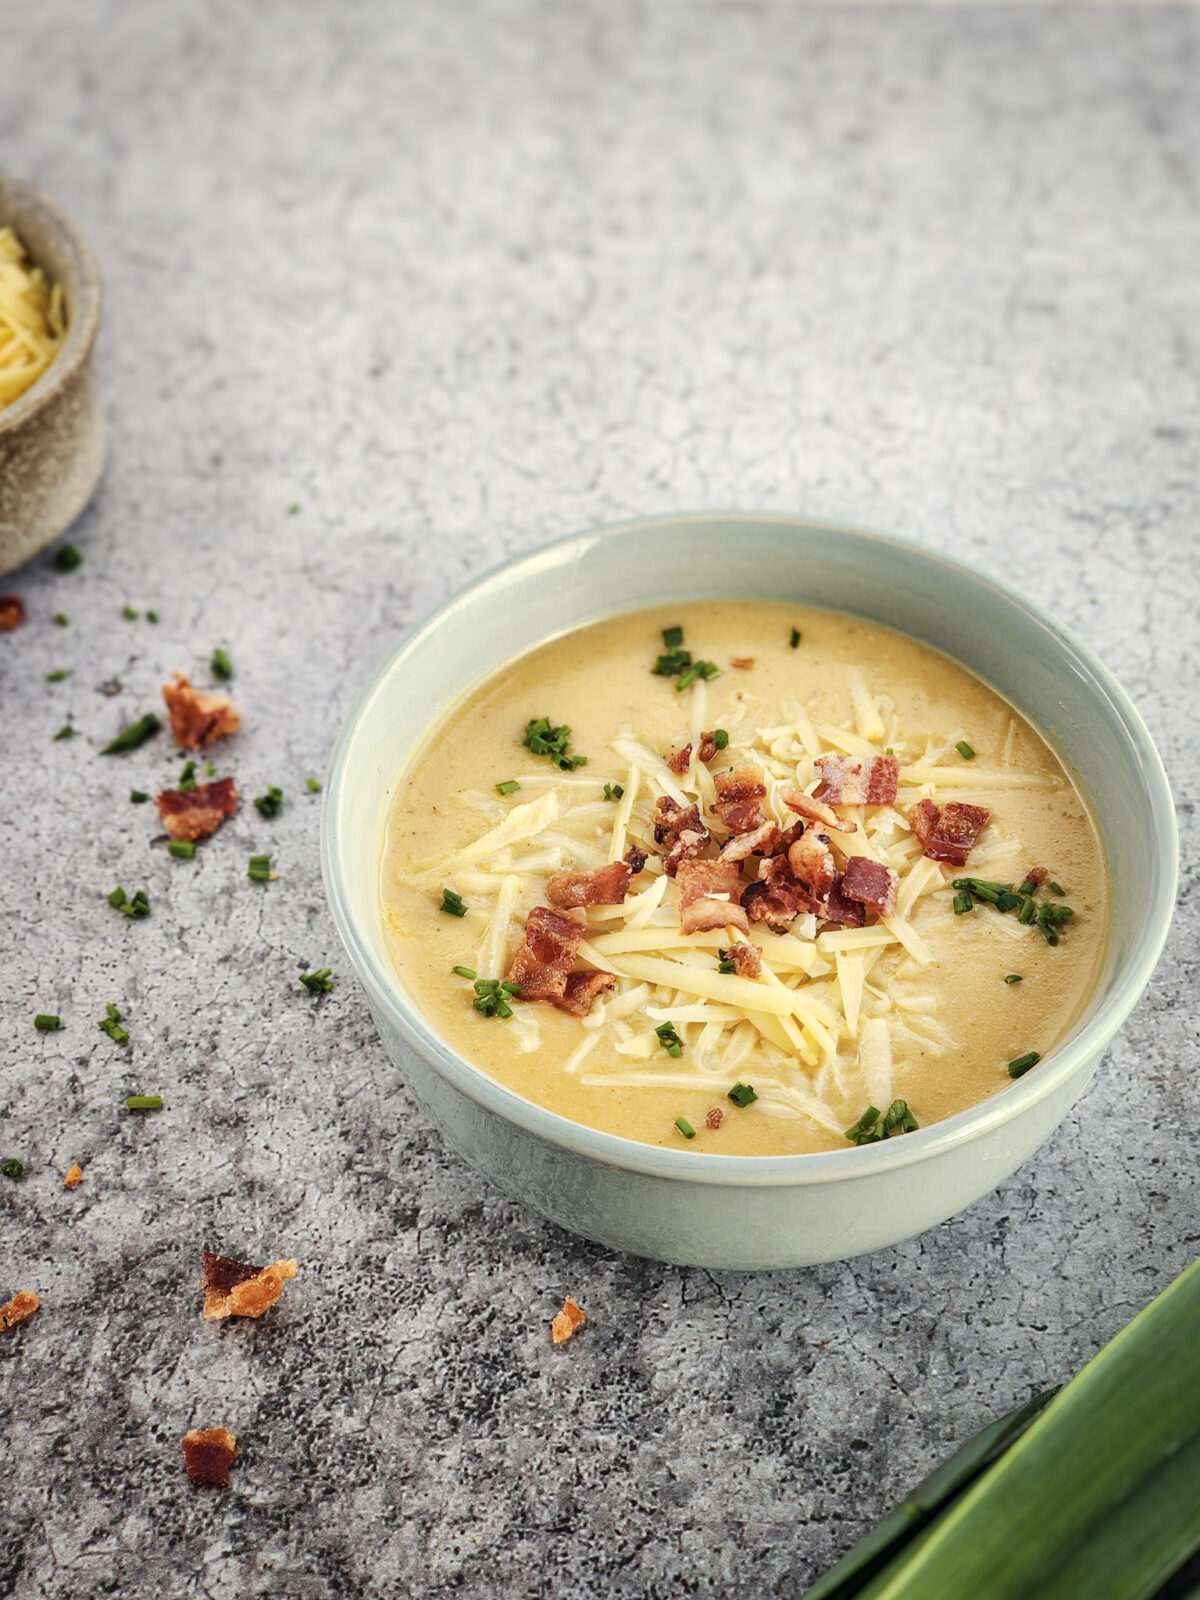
(0, 174, 104, 576)
(322, 514, 1177, 1269)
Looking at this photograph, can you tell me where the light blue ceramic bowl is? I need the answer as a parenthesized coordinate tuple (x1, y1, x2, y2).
(322, 514, 1177, 1269)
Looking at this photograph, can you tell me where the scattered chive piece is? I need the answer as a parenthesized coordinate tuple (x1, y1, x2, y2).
(288, 502, 300, 514)
(254, 785, 283, 818)
(108, 886, 127, 909)
(674, 1116, 697, 1140)
(45, 668, 69, 682)
(955, 740, 976, 760)
(440, 887, 468, 917)
(885, 746, 894, 755)
(655, 1021, 684, 1059)
(53, 544, 83, 572)
(712, 729, 729, 750)
(100, 712, 161, 755)
(1005, 974, 1024, 985)
(211, 647, 233, 681)
(306, 777, 322, 793)
(130, 789, 150, 804)
(205, 761, 216, 776)
(97, 1003, 129, 1044)
(495, 780, 521, 796)
(953, 889, 974, 915)
(126, 1095, 163, 1112)
(34, 1014, 61, 1032)
(1, 1158, 24, 1181)
(523, 716, 587, 771)
(54, 612, 69, 627)
(1017, 879, 1038, 896)
(299, 968, 334, 995)
(675, 660, 720, 692)
(53, 723, 74, 741)
(728, 1082, 758, 1108)
(167, 840, 196, 860)
(248, 853, 272, 883)
(1018, 895, 1038, 924)
(146, 609, 159, 624)
(1007, 1051, 1041, 1079)
(1049, 882, 1066, 896)
(452, 965, 477, 980)
(603, 782, 624, 801)
(652, 647, 691, 676)
(994, 890, 1022, 913)
(789, 627, 801, 648)
(108, 886, 150, 918)
(177, 759, 198, 792)
(717, 948, 738, 975)
(122, 604, 139, 621)
(662, 625, 684, 649)
(472, 977, 518, 1019)
(844, 1100, 919, 1144)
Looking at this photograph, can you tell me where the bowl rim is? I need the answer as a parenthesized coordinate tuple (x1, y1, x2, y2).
(0, 172, 103, 436)
(321, 511, 1179, 1188)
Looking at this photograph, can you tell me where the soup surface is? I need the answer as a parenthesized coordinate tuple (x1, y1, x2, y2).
(380, 603, 1108, 1155)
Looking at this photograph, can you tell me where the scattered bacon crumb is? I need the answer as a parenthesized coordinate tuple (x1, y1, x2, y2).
(724, 942, 761, 979)
(824, 874, 868, 927)
(63, 1164, 83, 1189)
(1024, 866, 1049, 887)
(506, 906, 586, 1000)
(546, 861, 631, 910)
(677, 858, 748, 935)
(711, 765, 768, 834)
(730, 656, 754, 670)
(155, 776, 240, 841)
(0, 1290, 39, 1330)
(744, 857, 813, 930)
(624, 845, 649, 876)
(696, 731, 720, 764)
(720, 819, 780, 864)
(787, 828, 838, 902)
(162, 672, 241, 749)
(550, 1296, 586, 1345)
(0, 595, 26, 631)
(652, 797, 710, 876)
(554, 971, 618, 1017)
(667, 744, 692, 775)
(182, 1427, 238, 1488)
(705, 1107, 724, 1131)
(200, 1251, 298, 1320)
(781, 785, 854, 833)
(841, 855, 898, 916)
(909, 798, 991, 867)
(813, 753, 899, 807)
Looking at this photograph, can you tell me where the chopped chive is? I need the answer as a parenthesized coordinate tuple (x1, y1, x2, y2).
(955, 740, 976, 760)
(205, 761, 216, 776)
(523, 716, 587, 771)
(717, 948, 737, 975)
(495, 780, 521, 796)
(651, 648, 691, 676)
(953, 889, 974, 915)
(122, 604, 139, 621)
(452, 965, 477, 980)
(97, 1003, 130, 1044)
(1005, 974, 1024, 985)
(54, 612, 69, 627)
(675, 660, 720, 692)
(674, 1116, 697, 1140)
(655, 1021, 684, 1058)
(1007, 1051, 1041, 1079)
(53, 723, 74, 741)
(1017, 878, 1038, 896)
(885, 746, 894, 755)
(211, 647, 233, 681)
(254, 785, 283, 818)
(603, 782, 624, 801)
(728, 1082, 758, 1108)
(288, 502, 300, 514)
(995, 890, 1023, 914)
(299, 968, 334, 995)
(306, 777, 322, 792)
(789, 627, 801, 648)
(52, 544, 83, 572)
(712, 729, 729, 750)
(177, 759, 198, 792)
(1018, 896, 1037, 924)
(440, 887, 467, 917)
(130, 790, 150, 804)
(167, 840, 196, 859)
(1, 1158, 24, 1181)
(1048, 882, 1066, 896)
(45, 668, 69, 682)
(248, 853, 272, 883)
(471, 977, 517, 1018)
(501, 982, 522, 996)
(108, 886, 150, 918)
(662, 625, 684, 649)
(34, 1014, 61, 1031)
(100, 712, 160, 755)
(108, 886, 127, 909)
(146, 609, 159, 624)
(126, 1095, 163, 1112)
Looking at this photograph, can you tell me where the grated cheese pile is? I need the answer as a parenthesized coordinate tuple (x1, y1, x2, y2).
(0, 226, 67, 409)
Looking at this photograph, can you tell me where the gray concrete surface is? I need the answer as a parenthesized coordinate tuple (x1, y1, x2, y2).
(1, 2, 1198, 1595)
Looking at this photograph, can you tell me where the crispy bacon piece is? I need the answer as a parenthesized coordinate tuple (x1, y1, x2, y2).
(0, 595, 26, 631)
(551, 1296, 586, 1345)
(841, 855, 898, 916)
(813, 753, 899, 807)
(63, 1164, 83, 1189)
(720, 818, 780, 864)
(546, 861, 631, 910)
(667, 744, 692, 775)
(506, 906, 585, 1000)
(201, 1252, 298, 1320)
(711, 765, 768, 834)
(0, 1290, 39, 1331)
(743, 857, 812, 931)
(781, 785, 854, 832)
(730, 656, 754, 671)
(787, 829, 838, 902)
(653, 797, 710, 876)
(723, 942, 761, 979)
(824, 875, 867, 927)
(677, 859, 748, 935)
(625, 845, 649, 875)
(1024, 866, 1048, 887)
(909, 799, 991, 867)
(697, 731, 720, 764)
(554, 971, 618, 1017)
(705, 1107, 725, 1130)
(163, 673, 241, 749)
(155, 776, 240, 842)
(182, 1427, 238, 1488)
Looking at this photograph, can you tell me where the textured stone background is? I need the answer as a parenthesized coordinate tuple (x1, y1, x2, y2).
(1, 2, 1198, 1596)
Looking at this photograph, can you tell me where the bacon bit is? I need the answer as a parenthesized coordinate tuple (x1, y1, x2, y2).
(625, 845, 649, 876)
(653, 797, 710, 876)
(0, 595, 26, 631)
(507, 906, 586, 1000)
(551, 1296, 586, 1345)
(0, 1290, 39, 1331)
(697, 731, 720, 764)
(554, 971, 618, 1017)
(677, 858, 748, 935)
(730, 657, 754, 671)
(182, 1427, 238, 1488)
(841, 855, 899, 916)
(725, 942, 761, 979)
(1024, 866, 1049, 887)
(162, 672, 241, 749)
(667, 744, 692, 775)
(155, 776, 240, 841)
(546, 861, 631, 910)
(909, 798, 991, 867)
(787, 828, 838, 902)
(200, 1251, 298, 1320)
(744, 858, 813, 931)
(781, 785, 854, 833)
(824, 874, 867, 927)
(711, 765, 768, 834)
(63, 1163, 83, 1189)
(719, 819, 780, 864)
(705, 1107, 725, 1131)
(813, 753, 900, 807)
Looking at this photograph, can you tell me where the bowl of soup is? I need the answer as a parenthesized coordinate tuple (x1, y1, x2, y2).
(322, 514, 1176, 1269)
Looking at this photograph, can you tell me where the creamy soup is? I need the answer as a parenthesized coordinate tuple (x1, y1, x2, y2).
(380, 603, 1108, 1156)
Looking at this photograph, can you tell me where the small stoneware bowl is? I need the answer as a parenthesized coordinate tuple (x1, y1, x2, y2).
(0, 173, 105, 577)
(322, 514, 1177, 1270)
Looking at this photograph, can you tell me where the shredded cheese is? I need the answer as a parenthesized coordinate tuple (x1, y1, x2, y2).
(0, 227, 66, 409)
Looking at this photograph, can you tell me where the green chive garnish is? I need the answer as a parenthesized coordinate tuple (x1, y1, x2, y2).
(146, 609, 159, 624)
(34, 1014, 61, 1032)
(288, 502, 300, 514)
(100, 713, 161, 755)
(675, 660, 720, 692)
(126, 1095, 163, 1112)
(122, 604, 139, 621)
(655, 1021, 684, 1058)
(441, 887, 468, 917)
(603, 782, 624, 801)
(1007, 1051, 1041, 1079)
(955, 740, 976, 760)
(53, 544, 83, 572)
(53, 724, 74, 741)
(205, 761, 216, 776)
(712, 729, 729, 750)
(178, 759, 198, 792)
(674, 1117, 696, 1140)
(652, 648, 691, 677)
(789, 627, 801, 648)
(254, 785, 283, 818)
(54, 612, 69, 627)
(211, 647, 233, 681)
(662, 625, 684, 649)
(167, 840, 196, 859)
(130, 790, 150, 804)
(248, 854, 272, 883)
(299, 969, 334, 995)
(953, 889, 974, 914)
(1049, 882, 1066, 896)
(307, 777, 322, 792)
(471, 978, 518, 1018)
(728, 1082, 758, 1108)
(97, 1003, 129, 1044)
(495, 780, 521, 796)
(1, 1158, 24, 1181)
(452, 965, 477, 980)
(523, 716, 587, 771)
(1005, 974, 1023, 985)
(45, 669, 69, 682)
(108, 886, 150, 918)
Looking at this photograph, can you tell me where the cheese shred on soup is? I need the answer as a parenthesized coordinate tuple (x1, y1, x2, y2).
(380, 603, 1108, 1156)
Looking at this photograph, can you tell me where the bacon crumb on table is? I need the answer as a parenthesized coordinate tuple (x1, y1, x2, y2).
(506, 906, 585, 1001)
(0, 1290, 39, 1330)
(908, 798, 990, 867)
(550, 1296, 586, 1345)
(200, 1251, 298, 1320)
(155, 776, 240, 841)
(162, 672, 241, 749)
(0, 595, 26, 631)
(63, 1164, 83, 1189)
(182, 1427, 238, 1488)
